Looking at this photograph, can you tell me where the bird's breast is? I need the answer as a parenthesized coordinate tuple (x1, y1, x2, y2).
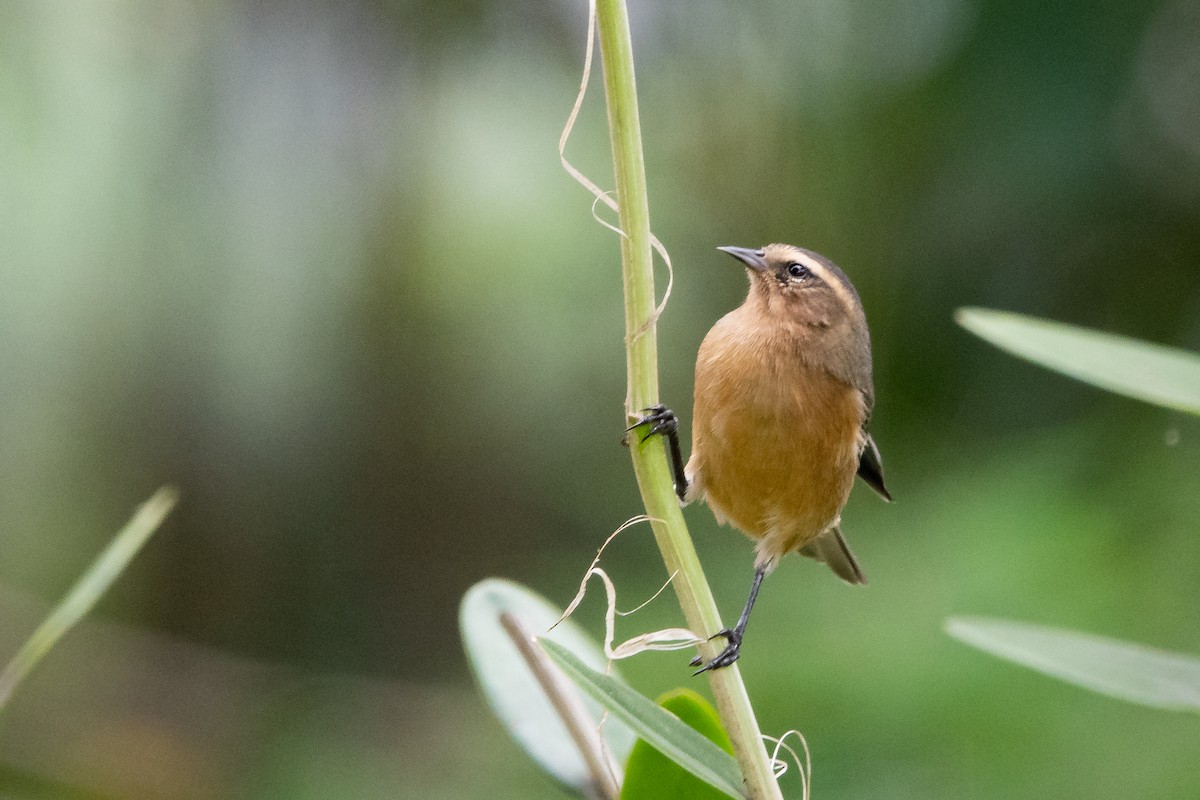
(688, 318, 865, 559)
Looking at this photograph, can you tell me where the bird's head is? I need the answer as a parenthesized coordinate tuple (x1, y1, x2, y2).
(717, 243, 866, 334)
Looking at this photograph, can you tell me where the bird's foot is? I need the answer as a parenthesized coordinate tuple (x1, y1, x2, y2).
(625, 404, 678, 443)
(625, 405, 689, 502)
(690, 627, 742, 675)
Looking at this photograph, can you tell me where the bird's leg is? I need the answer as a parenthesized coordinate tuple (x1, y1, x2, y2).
(626, 404, 688, 502)
(691, 564, 768, 674)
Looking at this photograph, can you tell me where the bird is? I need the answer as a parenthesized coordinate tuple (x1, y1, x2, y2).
(628, 243, 891, 674)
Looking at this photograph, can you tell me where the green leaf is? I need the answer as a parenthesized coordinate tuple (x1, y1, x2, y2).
(620, 689, 734, 800)
(955, 307, 1200, 415)
(540, 638, 746, 800)
(0, 487, 178, 712)
(946, 616, 1200, 712)
(459, 578, 635, 795)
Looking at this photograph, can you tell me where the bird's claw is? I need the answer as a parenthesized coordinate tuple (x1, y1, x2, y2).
(690, 627, 743, 675)
(627, 404, 679, 444)
(626, 404, 689, 503)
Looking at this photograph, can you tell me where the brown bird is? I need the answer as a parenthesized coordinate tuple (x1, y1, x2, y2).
(630, 243, 891, 673)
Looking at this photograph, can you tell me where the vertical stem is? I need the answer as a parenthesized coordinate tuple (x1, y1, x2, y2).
(592, 3, 783, 798)
(501, 613, 619, 800)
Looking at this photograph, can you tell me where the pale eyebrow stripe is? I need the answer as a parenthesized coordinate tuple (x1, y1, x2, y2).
(798, 254, 857, 319)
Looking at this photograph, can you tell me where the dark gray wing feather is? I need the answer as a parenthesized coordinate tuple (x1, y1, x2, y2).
(857, 433, 892, 502)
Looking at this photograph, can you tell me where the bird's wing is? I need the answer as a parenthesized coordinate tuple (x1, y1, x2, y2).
(856, 432, 892, 502)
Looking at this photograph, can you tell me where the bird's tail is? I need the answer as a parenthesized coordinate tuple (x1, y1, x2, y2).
(798, 526, 867, 585)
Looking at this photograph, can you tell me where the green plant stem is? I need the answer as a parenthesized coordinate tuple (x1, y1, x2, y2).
(0, 487, 178, 712)
(501, 613, 620, 799)
(593, 2, 782, 798)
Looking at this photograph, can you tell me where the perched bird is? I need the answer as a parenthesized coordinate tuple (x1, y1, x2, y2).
(629, 243, 891, 673)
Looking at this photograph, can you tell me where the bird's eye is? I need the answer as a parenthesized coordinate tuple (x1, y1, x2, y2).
(786, 263, 809, 279)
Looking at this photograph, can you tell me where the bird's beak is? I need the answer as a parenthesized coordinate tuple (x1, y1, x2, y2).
(717, 246, 768, 272)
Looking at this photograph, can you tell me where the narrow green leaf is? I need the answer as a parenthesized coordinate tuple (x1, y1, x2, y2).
(540, 638, 746, 800)
(955, 307, 1200, 415)
(946, 616, 1200, 712)
(0, 487, 178, 711)
(459, 579, 635, 795)
(620, 689, 734, 800)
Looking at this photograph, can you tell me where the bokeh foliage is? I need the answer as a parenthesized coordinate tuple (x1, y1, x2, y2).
(1, 1, 1198, 798)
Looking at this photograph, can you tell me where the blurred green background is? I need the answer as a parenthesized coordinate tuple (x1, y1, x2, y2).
(1, 1, 1199, 798)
